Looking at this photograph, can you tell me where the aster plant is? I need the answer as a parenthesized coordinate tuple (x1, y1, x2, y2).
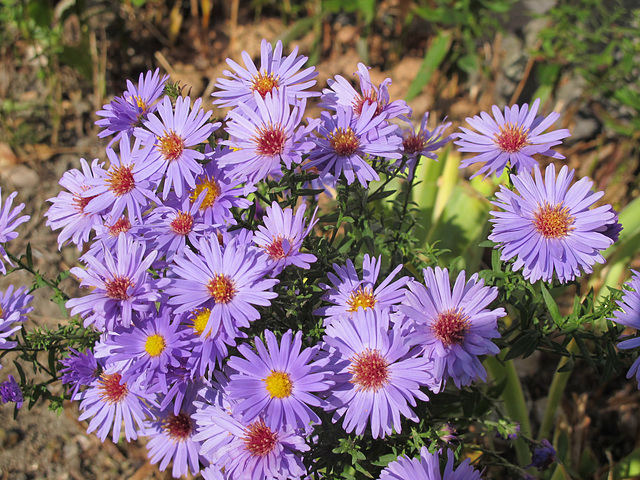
(3, 38, 640, 480)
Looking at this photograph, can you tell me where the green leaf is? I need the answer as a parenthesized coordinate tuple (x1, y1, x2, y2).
(612, 447, 640, 479)
(541, 283, 563, 327)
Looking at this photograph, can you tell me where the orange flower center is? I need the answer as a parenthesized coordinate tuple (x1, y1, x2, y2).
(346, 287, 377, 312)
(328, 127, 360, 156)
(107, 165, 135, 197)
(349, 348, 389, 392)
(206, 274, 236, 303)
(533, 202, 575, 239)
(251, 72, 280, 98)
(158, 130, 185, 161)
(108, 217, 131, 236)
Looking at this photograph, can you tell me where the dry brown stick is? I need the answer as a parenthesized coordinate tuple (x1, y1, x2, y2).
(509, 38, 542, 106)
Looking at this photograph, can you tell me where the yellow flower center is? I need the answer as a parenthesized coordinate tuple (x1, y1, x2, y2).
(533, 202, 575, 239)
(191, 308, 211, 337)
(346, 287, 377, 312)
(190, 177, 221, 210)
(144, 334, 166, 357)
(158, 130, 185, 161)
(264, 371, 293, 398)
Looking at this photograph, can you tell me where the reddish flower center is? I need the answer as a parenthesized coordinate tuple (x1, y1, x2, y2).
(403, 133, 426, 155)
(255, 125, 287, 156)
(243, 419, 278, 457)
(533, 202, 575, 239)
(108, 217, 132, 236)
(349, 348, 389, 392)
(251, 72, 280, 98)
(494, 123, 529, 153)
(353, 91, 383, 117)
(158, 130, 185, 161)
(206, 274, 236, 304)
(170, 212, 194, 236)
(328, 127, 360, 156)
(107, 165, 135, 197)
(190, 177, 221, 209)
(433, 308, 470, 347)
(265, 236, 289, 260)
(73, 186, 96, 214)
(98, 373, 128, 404)
(163, 412, 193, 442)
(104, 275, 134, 300)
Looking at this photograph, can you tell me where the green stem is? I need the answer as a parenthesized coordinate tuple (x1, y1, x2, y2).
(538, 338, 579, 441)
(484, 354, 532, 468)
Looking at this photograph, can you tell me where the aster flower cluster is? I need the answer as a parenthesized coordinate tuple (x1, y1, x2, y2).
(2, 35, 632, 480)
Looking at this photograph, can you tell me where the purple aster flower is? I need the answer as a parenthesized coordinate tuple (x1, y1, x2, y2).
(45, 158, 107, 250)
(98, 307, 193, 391)
(399, 113, 454, 179)
(227, 329, 332, 433)
(526, 439, 557, 471)
(213, 39, 319, 108)
(66, 233, 166, 331)
(142, 399, 204, 478)
(322, 308, 435, 439)
(321, 62, 411, 122)
(306, 105, 403, 187)
(0, 375, 23, 409)
(167, 233, 279, 338)
(83, 134, 160, 222)
(0, 285, 33, 350)
(193, 385, 309, 480)
(189, 146, 256, 227)
(0, 189, 30, 275)
(610, 271, 640, 387)
(60, 348, 101, 401)
(220, 90, 318, 183)
(378, 446, 482, 480)
(144, 192, 211, 262)
(456, 98, 571, 178)
(316, 254, 408, 325)
(96, 68, 169, 139)
(136, 96, 219, 199)
(400, 267, 505, 389)
(253, 201, 318, 276)
(488, 163, 619, 283)
(77, 367, 155, 443)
